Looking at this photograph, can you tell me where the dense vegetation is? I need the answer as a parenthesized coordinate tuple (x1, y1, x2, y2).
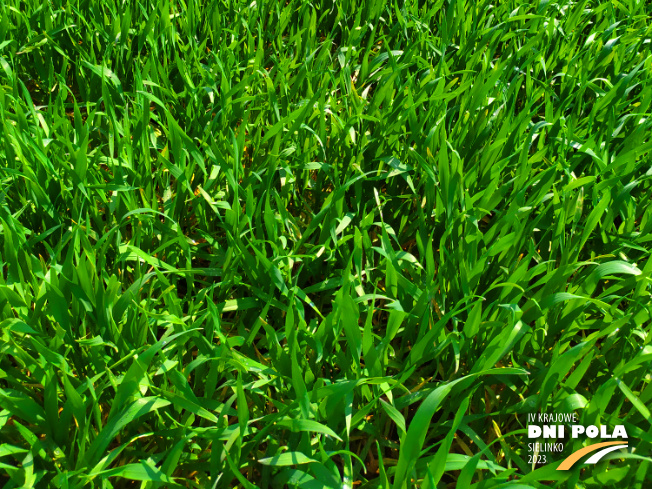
(0, 0, 650, 487)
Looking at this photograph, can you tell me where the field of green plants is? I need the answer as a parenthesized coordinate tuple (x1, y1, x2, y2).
(0, 0, 651, 487)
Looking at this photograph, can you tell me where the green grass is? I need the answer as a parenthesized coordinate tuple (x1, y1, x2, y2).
(0, 0, 651, 487)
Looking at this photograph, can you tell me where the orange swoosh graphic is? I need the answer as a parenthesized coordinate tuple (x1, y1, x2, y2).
(557, 441, 628, 470)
